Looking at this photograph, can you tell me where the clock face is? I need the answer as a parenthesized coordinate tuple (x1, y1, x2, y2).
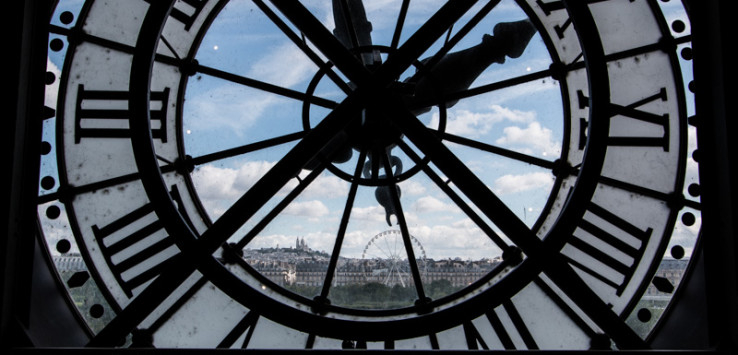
(38, 0, 700, 350)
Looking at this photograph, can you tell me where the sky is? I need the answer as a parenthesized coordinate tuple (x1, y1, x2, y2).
(180, 0, 559, 260)
(40, 0, 699, 262)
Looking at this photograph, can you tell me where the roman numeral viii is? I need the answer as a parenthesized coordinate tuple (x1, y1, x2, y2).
(74, 84, 169, 143)
(91, 186, 187, 297)
(562, 202, 652, 296)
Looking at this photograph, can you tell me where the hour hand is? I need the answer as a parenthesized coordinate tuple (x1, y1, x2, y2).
(406, 19, 537, 115)
(332, 0, 380, 66)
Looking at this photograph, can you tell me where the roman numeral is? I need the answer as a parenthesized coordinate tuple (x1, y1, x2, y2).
(463, 321, 489, 350)
(218, 311, 260, 349)
(91, 187, 186, 297)
(75, 84, 169, 143)
(577, 88, 670, 151)
(169, 0, 207, 30)
(563, 202, 652, 296)
(484, 301, 539, 350)
(535, 0, 571, 38)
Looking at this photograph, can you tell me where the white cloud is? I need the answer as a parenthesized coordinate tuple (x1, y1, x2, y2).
(410, 219, 502, 259)
(185, 86, 279, 135)
(430, 104, 535, 138)
(248, 43, 316, 88)
(186, 42, 316, 135)
(233, 160, 282, 191)
(191, 161, 299, 220)
(283, 200, 330, 218)
(191, 164, 240, 200)
(399, 180, 427, 196)
(411, 196, 456, 213)
(301, 174, 349, 198)
(493, 172, 553, 195)
(496, 121, 561, 157)
(350, 205, 388, 224)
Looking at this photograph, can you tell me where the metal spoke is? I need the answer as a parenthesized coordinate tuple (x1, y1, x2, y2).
(195, 102, 358, 255)
(272, 0, 477, 87)
(233, 165, 326, 250)
(252, 0, 353, 94)
(196, 63, 339, 109)
(380, 152, 427, 303)
(418, 0, 501, 71)
(269, 1, 370, 88)
(390, 0, 411, 50)
(408, 66, 559, 113)
(396, 140, 509, 249)
(374, 0, 477, 85)
(389, 100, 539, 254)
(436, 130, 557, 170)
(41, 132, 307, 206)
(39, 172, 144, 204)
(319, 149, 368, 300)
(391, 106, 647, 348)
(188, 131, 307, 167)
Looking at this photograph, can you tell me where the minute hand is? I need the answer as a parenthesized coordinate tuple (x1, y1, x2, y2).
(271, 0, 477, 89)
(332, 0, 379, 66)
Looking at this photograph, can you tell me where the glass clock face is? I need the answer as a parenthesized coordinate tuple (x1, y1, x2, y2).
(39, 0, 700, 350)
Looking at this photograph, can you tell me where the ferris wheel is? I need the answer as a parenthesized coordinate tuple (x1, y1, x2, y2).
(361, 230, 427, 287)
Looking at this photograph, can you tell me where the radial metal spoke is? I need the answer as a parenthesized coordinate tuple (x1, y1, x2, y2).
(436, 130, 557, 170)
(408, 66, 559, 112)
(38, 172, 144, 204)
(396, 140, 509, 249)
(42, 132, 309, 205)
(390, 0, 411, 50)
(269, 1, 371, 88)
(233, 165, 326, 250)
(392, 106, 647, 348)
(380, 153, 427, 303)
(272, 0, 477, 88)
(196, 63, 339, 109)
(252, 0, 353, 94)
(188, 131, 307, 167)
(194, 97, 360, 255)
(543, 259, 648, 349)
(389, 100, 539, 254)
(374, 0, 477, 85)
(319, 149, 368, 300)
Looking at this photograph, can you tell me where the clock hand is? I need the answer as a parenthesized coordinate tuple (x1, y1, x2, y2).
(386, 93, 647, 349)
(364, 154, 403, 226)
(294, 1, 477, 170)
(275, 1, 476, 90)
(97, 2, 364, 344)
(406, 19, 537, 115)
(311, 0, 381, 167)
(332, 0, 380, 66)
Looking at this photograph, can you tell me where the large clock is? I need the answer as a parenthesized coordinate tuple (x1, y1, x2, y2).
(36, 0, 699, 350)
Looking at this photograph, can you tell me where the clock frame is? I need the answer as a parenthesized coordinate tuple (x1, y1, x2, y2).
(27, 0, 701, 350)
